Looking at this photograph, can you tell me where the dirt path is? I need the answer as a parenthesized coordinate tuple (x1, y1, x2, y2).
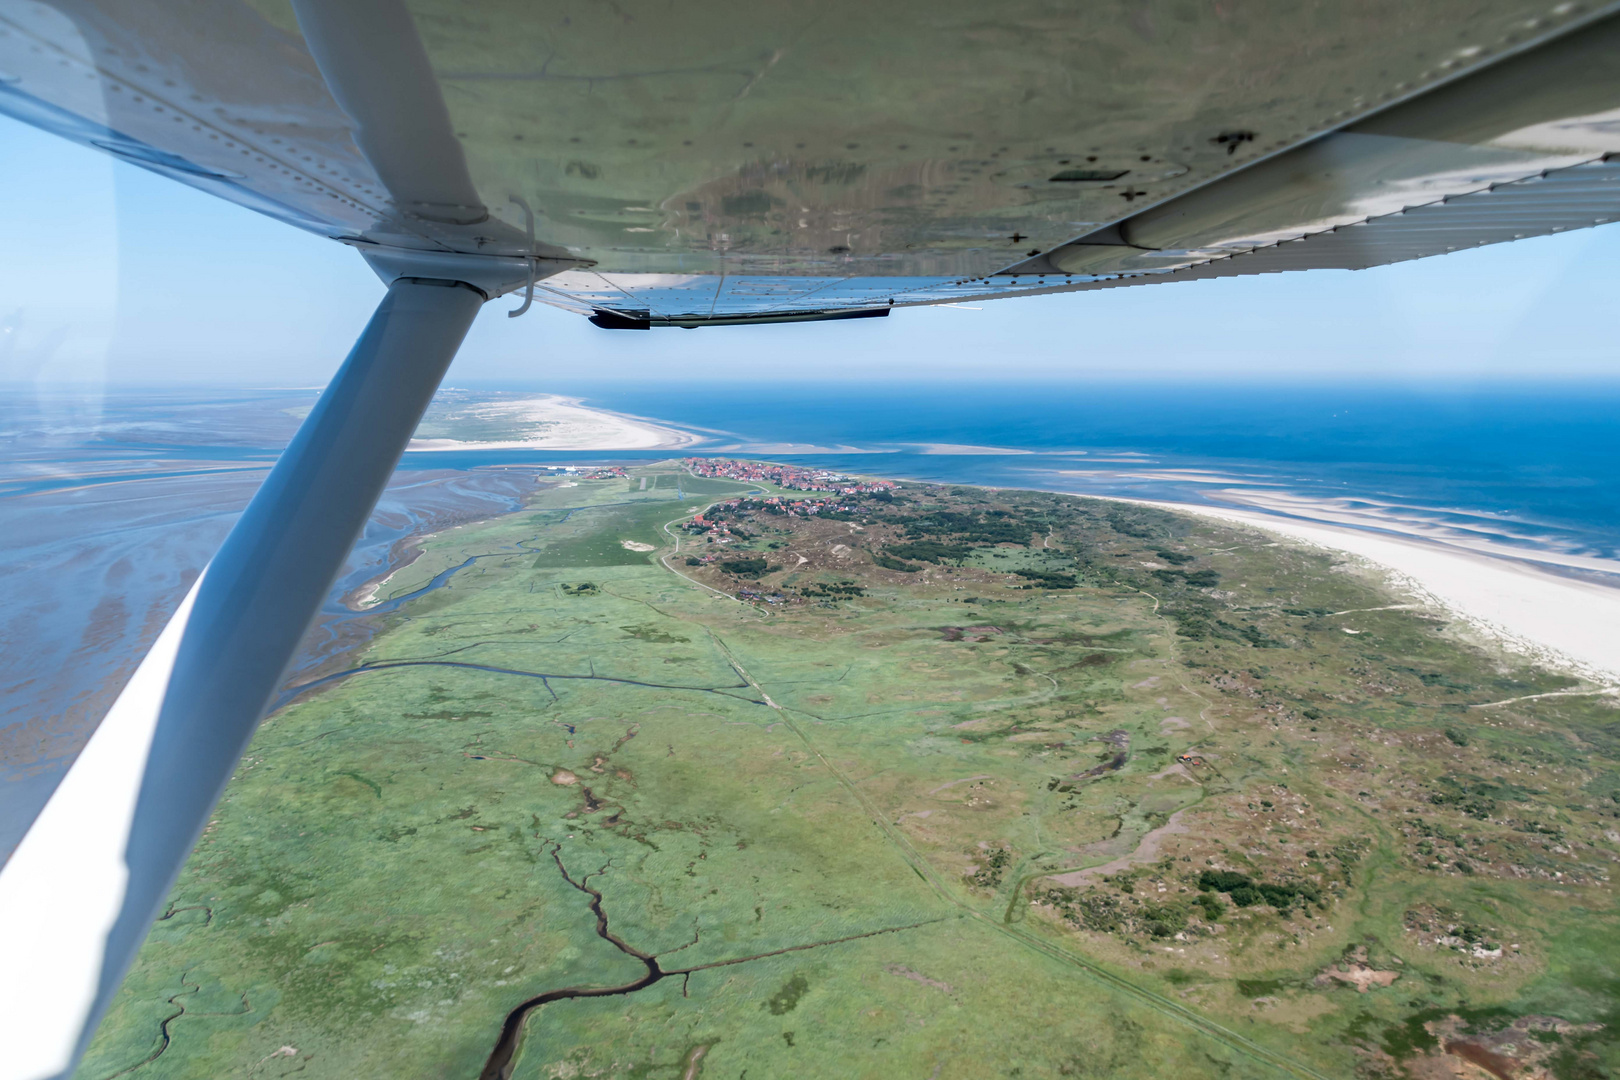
(658, 505, 769, 617)
(1471, 685, 1619, 709)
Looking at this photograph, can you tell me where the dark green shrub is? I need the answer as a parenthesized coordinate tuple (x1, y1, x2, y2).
(1228, 885, 1262, 907)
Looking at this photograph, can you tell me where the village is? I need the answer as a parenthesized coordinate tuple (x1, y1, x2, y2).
(683, 457, 897, 496)
(676, 460, 900, 570)
(681, 492, 876, 553)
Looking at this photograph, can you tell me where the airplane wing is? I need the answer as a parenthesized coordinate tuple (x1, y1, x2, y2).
(3, 0, 1618, 324)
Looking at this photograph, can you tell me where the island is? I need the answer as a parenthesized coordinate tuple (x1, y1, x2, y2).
(79, 461, 1620, 1080)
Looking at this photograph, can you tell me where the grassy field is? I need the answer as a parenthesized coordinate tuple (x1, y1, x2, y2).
(78, 464, 1620, 1079)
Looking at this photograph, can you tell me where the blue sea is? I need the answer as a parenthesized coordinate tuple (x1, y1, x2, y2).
(3, 378, 1618, 858)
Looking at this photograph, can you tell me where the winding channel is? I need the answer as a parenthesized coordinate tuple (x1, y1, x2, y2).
(478, 847, 942, 1080)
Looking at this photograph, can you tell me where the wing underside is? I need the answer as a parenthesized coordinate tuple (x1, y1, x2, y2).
(1, 0, 1618, 324)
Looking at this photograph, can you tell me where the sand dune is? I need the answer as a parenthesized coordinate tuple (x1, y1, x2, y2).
(1143, 499, 1620, 684)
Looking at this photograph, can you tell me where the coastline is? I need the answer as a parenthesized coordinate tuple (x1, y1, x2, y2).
(394, 388, 1620, 686)
(1129, 498, 1620, 685)
(0, 462, 538, 864)
(407, 394, 704, 452)
(1196, 486, 1620, 578)
(362, 452, 1620, 688)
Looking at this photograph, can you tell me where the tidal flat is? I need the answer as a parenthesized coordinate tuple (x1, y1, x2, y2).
(78, 463, 1620, 1079)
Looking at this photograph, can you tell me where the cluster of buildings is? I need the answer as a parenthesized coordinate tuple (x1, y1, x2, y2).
(736, 586, 788, 605)
(684, 458, 896, 496)
(682, 512, 735, 548)
(683, 504, 750, 546)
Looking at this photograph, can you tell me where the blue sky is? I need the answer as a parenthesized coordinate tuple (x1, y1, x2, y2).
(2, 112, 1617, 388)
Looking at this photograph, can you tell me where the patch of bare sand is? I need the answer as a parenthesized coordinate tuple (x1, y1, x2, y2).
(1048, 808, 1192, 888)
(1317, 963, 1399, 993)
(1314, 945, 1399, 993)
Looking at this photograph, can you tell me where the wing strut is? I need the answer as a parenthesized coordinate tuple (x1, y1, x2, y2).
(0, 276, 487, 1080)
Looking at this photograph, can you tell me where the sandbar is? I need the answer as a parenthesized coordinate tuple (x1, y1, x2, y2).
(408, 394, 702, 452)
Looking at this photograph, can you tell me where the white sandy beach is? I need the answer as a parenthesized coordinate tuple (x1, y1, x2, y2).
(1211, 487, 1620, 577)
(407, 394, 702, 452)
(1140, 499, 1620, 684)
